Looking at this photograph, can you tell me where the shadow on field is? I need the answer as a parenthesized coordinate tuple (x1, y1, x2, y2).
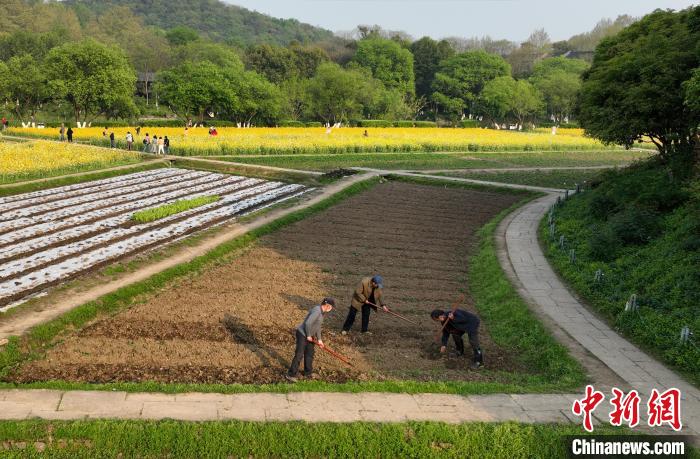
(222, 314, 288, 368)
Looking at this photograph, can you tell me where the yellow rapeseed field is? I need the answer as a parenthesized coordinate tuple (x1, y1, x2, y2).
(0, 139, 141, 183)
(10, 126, 610, 155)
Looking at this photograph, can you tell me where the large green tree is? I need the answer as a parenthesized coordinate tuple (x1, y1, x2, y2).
(410, 36, 454, 98)
(530, 57, 588, 123)
(3, 54, 50, 125)
(352, 38, 415, 97)
(431, 50, 511, 120)
(306, 62, 383, 123)
(577, 6, 700, 160)
(45, 39, 137, 124)
(481, 76, 542, 126)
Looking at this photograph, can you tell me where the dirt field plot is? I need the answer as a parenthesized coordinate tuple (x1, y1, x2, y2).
(0, 168, 308, 310)
(11, 182, 524, 385)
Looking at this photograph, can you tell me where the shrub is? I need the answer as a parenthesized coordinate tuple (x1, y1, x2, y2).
(354, 120, 393, 128)
(608, 206, 662, 245)
(305, 121, 323, 128)
(589, 193, 620, 220)
(459, 120, 482, 128)
(278, 120, 305, 127)
(587, 225, 621, 261)
(392, 120, 437, 128)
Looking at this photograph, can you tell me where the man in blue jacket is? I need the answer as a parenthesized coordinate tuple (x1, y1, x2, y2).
(431, 308, 483, 369)
(286, 297, 335, 382)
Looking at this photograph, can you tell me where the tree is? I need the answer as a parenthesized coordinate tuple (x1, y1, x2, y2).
(3, 54, 50, 125)
(45, 39, 137, 124)
(684, 68, 700, 115)
(173, 41, 243, 69)
(166, 26, 200, 46)
(530, 57, 588, 123)
(431, 50, 511, 120)
(289, 44, 328, 79)
(0, 61, 10, 102)
(577, 7, 700, 160)
(244, 44, 296, 84)
(410, 37, 454, 98)
(280, 78, 310, 121)
(481, 76, 542, 126)
(86, 7, 172, 106)
(0, 30, 68, 61)
(157, 61, 230, 123)
(225, 70, 282, 125)
(352, 38, 415, 96)
(306, 62, 382, 123)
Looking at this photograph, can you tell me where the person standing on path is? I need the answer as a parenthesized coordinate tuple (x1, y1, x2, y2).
(151, 134, 159, 154)
(431, 308, 483, 369)
(286, 297, 335, 382)
(164, 136, 170, 154)
(1, 117, 7, 131)
(157, 136, 165, 155)
(109, 130, 115, 148)
(66, 127, 73, 143)
(126, 132, 133, 151)
(59, 123, 66, 142)
(142, 133, 150, 153)
(342, 275, 388, 334)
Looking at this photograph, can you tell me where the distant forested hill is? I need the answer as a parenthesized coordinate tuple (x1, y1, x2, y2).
(64, 0, 334, 46)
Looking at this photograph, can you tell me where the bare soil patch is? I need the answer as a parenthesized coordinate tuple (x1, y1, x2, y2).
(11, 182, 525, 385)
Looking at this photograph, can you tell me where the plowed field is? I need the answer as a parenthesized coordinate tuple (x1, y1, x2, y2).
(11, 182, 525, 385)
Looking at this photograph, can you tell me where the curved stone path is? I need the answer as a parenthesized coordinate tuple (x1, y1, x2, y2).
(0, 170, 696, 441)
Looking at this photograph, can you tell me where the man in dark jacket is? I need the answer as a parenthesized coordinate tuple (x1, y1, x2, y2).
(286, 297, 335, 382)
(342, 275, 388, 334)
(431, 308, 483, 369)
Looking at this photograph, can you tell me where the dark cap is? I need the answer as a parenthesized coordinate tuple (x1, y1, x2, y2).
(431, 309, 445, 320)
(371, 275, 384, 289)
(321, 297, 336, 307)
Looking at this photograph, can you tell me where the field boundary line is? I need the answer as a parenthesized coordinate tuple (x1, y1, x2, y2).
(415, 165, 621, 173)
(352, 168, 567, 193)
(0, 173, 375, 339)
(0, 160, 167, 189)
(166, 155, 324, 176)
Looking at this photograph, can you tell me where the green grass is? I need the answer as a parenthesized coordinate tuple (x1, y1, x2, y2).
(433, 169, 609, 189)
(0, 161, 169, 198)
(0, 175, 586, 394)
(203, 150, 648, 172)
(0, 420, 643, 458)
(131, 195, 220, 223)
(540, 162, 700, 386)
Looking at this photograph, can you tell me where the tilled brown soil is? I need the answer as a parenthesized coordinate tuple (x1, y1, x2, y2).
(11, 182, 526, 385)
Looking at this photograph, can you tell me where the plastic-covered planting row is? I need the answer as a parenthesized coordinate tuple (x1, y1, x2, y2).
(0, 172, 235, 233)
(0, 176, 252, 246)
(0, 168, 179, 207)
(0, 169, 191, 215)
(0, 181, 283, 279)
(0, 170, 211, 221)
(0, 178, 263, 259)
(0, 183, 306, 309)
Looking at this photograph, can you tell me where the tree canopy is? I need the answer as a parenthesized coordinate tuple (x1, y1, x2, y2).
(352, 38, 415, 97)
(577, 6, 700, 159)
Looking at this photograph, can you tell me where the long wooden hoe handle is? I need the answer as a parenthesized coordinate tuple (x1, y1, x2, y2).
(365, 301, 418, 325)
(309, 338, 353, 367)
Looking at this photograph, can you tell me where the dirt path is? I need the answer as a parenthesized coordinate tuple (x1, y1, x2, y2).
(0, 173, 375, 340)
(416, 165, 621, 174)
(168, 155, 324, 176)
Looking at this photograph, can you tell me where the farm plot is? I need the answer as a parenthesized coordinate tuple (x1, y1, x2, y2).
(0, 168, 308, 310)
(11, 182, 527, 385)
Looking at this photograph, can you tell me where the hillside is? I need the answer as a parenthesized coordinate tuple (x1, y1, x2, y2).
(64, 0, 334, 47)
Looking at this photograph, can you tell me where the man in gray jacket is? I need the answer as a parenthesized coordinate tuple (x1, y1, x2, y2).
(286, 297, 335, 382)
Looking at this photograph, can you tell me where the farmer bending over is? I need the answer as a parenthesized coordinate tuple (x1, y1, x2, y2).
(286, 297, 335, 382)
(342, 275, 388, 334)
(431, 308, 483, 369)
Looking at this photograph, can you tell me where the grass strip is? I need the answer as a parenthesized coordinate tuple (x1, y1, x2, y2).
(0, 420, 642, 459)
(132, 195, 220, 223)
(0, 176, 585, 394)
(0, 161, 168, 198)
